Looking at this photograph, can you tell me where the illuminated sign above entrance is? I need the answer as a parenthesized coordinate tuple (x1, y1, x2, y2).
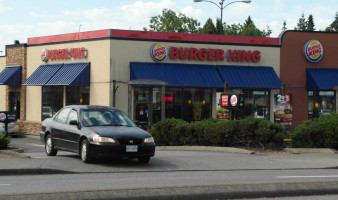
(41, 47, 88, 62)
(304, 40, 323, 63)
(151, 43, 261, 63)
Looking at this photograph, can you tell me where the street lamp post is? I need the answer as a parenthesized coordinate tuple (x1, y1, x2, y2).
(193, 0, 251, 34)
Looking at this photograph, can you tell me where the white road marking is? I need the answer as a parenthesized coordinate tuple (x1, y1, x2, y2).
(28, 143, 44, 147)
(0, 184, 11, 186)
(277, 175, 338, 179)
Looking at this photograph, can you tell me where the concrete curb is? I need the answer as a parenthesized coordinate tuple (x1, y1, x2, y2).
(2, 181, 338, 200)
(0, 147, 30, 158)
(285, 148, 338, 154)
(156, 146, 256, 154)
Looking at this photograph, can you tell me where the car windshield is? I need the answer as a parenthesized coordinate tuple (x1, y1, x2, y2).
(80, 108, 135, 127)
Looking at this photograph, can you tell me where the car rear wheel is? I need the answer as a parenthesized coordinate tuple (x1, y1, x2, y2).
(138, 156, 150, 164)
(45, 134, 57, 156)
(81, 139, 92, 163)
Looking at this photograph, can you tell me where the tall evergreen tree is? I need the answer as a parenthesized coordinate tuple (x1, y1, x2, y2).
(200, 18, 217, 34)
(295, 13, 307, 31)
(307, 14, 315, 31)
(244, 16, 254, 26)
(281, 20, 287, 32)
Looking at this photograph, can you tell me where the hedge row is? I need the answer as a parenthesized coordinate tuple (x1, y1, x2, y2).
(290, 113, 338, 149)
(0, 133, 10, 150)
(148, 118, 285, 150)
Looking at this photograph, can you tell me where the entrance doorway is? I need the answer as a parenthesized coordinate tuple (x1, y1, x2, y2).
(9, 92, 20, 119)
(134, 87, 162, 129)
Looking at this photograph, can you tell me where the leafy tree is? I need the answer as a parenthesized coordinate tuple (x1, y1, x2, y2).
(263, 25, 272, 37)
(307, 14, 315, 31)
(200, 18, 217, 34)
(241, 23, 264, 36)
(224, 23, 242, 35)
(238, 16, 271, 37)
(325, 12, 338, 32)
(145, 10, 272, 37)
(144, 9, 200, 33)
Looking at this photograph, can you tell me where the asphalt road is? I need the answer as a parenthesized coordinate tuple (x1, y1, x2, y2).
(1, 135, 338, 200)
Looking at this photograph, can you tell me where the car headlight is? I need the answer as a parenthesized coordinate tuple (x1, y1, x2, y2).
(93, 136, 116, 143)
(144, 137, 154, 143)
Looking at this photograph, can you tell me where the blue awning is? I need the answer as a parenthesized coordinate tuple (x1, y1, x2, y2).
(217, 66, 281, 89)
(130, 62, 224, 88)
(45, 62, 90, 86)
(23, 63, 63, 85)
(0, 66, 22, 86)
(23, 62, 90, 86)
(307, 68, 338, 90)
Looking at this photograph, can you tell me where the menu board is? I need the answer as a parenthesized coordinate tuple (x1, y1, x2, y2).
(273, 94, 292, 125)
(216, 93, 230, 120)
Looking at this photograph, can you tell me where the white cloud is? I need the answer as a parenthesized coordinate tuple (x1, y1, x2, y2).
(118, 0, 176, 30)
(62, 8, 112, 21)
(181, 5, 203, 19)
(0, 0, 13, 13)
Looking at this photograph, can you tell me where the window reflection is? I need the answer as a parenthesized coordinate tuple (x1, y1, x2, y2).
(42, 86, 90, 121)
(308, 91, 336, 119)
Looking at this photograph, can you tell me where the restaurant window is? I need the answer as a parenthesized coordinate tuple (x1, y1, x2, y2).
(308, 91, 336, 119)
(233, 90, 270, 120)
(165, 88, 183, 119)
(66, 86, 90, 105)
(165, 88, 212, 122)
(42, 87, 63, 120)
(133, 87, 212, 125)
(42, 86, 90, 120)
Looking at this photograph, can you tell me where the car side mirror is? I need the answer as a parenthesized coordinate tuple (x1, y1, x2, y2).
(69, 120, 81, 130)
(69, 120, 78, 126)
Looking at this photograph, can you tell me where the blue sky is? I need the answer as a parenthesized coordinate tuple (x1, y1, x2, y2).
(0, 0, 337, 55)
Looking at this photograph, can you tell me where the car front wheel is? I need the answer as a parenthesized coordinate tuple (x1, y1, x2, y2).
(81, 139, 92, 163)
(45, 134, 58, 156)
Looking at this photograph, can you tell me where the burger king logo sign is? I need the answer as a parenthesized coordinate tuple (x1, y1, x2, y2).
(0, 113, 6, 122)
(304, 40, 323, 63)
(151, 43, 167, 62)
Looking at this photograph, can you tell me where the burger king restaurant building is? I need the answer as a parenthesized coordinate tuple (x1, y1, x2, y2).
(0, 29, 336, 135)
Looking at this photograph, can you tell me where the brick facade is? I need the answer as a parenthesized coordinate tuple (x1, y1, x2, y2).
(5, 44, 40, 135)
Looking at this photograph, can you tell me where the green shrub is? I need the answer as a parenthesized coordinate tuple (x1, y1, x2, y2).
(149, 118, 285, 149)
(231, 118, 285, 150)
(0, 133, 10, 150)
(290, 113, 338, 149)
(148, 118, 188, 146)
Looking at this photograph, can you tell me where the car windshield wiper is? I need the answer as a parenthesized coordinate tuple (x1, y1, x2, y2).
(103, 124, 130, 127)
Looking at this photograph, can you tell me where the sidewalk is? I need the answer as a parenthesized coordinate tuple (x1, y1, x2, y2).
(1, 134, 337, 175)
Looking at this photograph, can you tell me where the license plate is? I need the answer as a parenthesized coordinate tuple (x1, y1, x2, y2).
(126, 145, 138, 152)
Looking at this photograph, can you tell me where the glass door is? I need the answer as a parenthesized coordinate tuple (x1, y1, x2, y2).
(134, 88, 150, 129)
(9, 92, 20, 119)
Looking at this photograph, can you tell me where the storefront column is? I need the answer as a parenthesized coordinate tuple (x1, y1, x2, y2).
(128, 85, 132, 118)
(161, 85, 165, 120)
(149, 88, 153, 127)
(334, 86, 338, 113)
